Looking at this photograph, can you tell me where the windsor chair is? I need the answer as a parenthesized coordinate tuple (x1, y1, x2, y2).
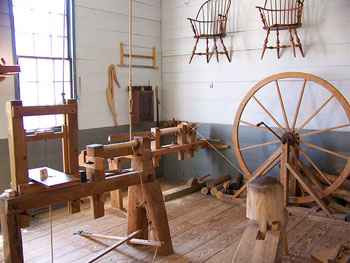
(257, 0, 305, 59)
(188, 0, 231, 63)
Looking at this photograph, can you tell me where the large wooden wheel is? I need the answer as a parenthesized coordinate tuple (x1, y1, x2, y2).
(233, 72, 350, 214)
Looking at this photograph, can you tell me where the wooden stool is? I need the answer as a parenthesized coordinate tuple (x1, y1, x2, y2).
(233, 176, 288, 263)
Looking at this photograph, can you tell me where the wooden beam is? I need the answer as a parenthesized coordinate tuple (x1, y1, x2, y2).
(12, 104, 77, 117)
(3, 171, 153, 215)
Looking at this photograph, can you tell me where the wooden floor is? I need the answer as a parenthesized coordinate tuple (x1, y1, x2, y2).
(0, 182, 349, 262)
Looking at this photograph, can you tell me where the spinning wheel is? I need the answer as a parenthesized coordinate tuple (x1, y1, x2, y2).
(233, 72, 350, 215)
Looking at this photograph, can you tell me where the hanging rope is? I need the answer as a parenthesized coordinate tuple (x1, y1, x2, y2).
(128, 0, 133, 141)
(106, 65, 122, 127)
(49, 205, 53, 263)
(127, 1, 159, 260)
(61, 0, 66, 103)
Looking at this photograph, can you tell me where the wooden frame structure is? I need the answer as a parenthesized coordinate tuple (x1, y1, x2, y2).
(187, 0, 231, 63)
(117, 42, 158, 69)
(232, 72, 350, 219)
(256, 0, 305, 59)
(0, 101, 174, 262)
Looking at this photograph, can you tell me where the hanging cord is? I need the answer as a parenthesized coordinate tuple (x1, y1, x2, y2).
(49, 205, 53, 263)
(128, 0, 133, 140)
(61, 0, 67, 102)
(191, 127, 243, 175)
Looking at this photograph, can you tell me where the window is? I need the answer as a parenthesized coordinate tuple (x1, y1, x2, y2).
(11, 0, 74, 131)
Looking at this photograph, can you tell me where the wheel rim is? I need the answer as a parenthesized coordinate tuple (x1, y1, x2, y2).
(233, 72, 350, 201)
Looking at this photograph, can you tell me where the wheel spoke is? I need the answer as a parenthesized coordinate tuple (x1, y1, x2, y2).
(295, 94, 334, 133)
(253, 95, 286, 133)
(240, 120, 282, 137)
(232, 147, 282, 199)
(291, 79, 306, 131)
(298, 140, 349, 160)
(296, 144, 332, 185)
(240, 140, 280, 151)
(299, 124, 350, 138)
(275, 80, 290, 131)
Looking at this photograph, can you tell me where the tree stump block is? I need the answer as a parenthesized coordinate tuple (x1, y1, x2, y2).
(233, 176, 288, 263)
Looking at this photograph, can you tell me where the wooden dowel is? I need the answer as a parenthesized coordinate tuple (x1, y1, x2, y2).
(298, 140, 348, 160)
(223, 174, 243, 190)
(78, 231, 161, 247)
(253, 95, 286, 133)
(88, 230, 141, 262)
(201, 187, 210, 195)
(206, 174, 231, 188)
(160, 127, 180, 136)
(295, 95, 334, 133)
(210, 183, 225, 196)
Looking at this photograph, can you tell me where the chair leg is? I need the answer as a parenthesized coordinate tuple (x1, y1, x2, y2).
(213, 36, 219, 62)
(276, 28, 280, 59)
(219, 37, 231, 62)
(294, 28, 305, 57)
(189, 38, 199, 64)
(206, 38, 210, 63)
(261, 28, 270, 60)
(288, 26, 296, 57)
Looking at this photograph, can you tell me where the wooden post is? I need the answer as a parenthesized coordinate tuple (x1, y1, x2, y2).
(0, 199, 24, 263)
(6, 100, 29, 192)
(151, 127, 161, 167)
(86, 144, 105, 219)
(64, 99, 80, 214)
(105, 158, 127, 218)
(177, 124, 187, 161)
(127, 180, 173, 256)
(186, 123, 196, 158)
(128, 137, 173, 256)
(280, 143, 290, 206)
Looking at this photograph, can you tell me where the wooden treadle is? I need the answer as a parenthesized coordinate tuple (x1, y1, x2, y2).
(28, 167, 80, 189)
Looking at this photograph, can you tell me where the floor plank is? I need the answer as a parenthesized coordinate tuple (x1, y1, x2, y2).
(0, 186, 349, 263)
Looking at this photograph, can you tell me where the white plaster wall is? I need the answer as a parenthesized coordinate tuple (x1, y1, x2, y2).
(0, 0, 16, 139)
(161, 0, 350, 131)
(75, 0, 162, 130)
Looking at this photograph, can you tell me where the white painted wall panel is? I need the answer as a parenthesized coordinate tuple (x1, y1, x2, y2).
(76, 0, 162, 130)
(0, 0, 16, 139)
(161, 0, 350, 131)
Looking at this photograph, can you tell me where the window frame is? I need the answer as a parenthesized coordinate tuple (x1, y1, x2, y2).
(8, 0, 76, 102)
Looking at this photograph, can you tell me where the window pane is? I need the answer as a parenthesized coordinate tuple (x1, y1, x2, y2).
(50, 0, 65, 15)
(20, 82, 38, 106)
(33, 11, 51, 35)
(32, 0, 51, 13)
(38, 83, 55, 105)
(23, 116, 40, 131)
(51, 14, 64, 37)
(15, 33, 35, 56)
(54, 60, 70, 82)
(12, 0, 33, 9)
(37, 59, 54, 82)
(38, 115, 56, 129)
(52, 36, 68, 58)
(34, 35, 51, 57)
(18, 58, 37, 82)
(12, 7, 34, 33)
